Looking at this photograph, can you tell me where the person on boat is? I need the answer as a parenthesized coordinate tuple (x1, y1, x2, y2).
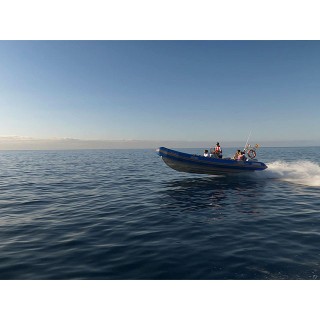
(233, 149, 241, 160)
(203, 149, 209, 157)
(213, 142, 222, 159)
(237, 151, 247, 161)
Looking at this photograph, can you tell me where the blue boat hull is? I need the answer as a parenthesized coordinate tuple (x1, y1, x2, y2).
(157, 147, 268, 175)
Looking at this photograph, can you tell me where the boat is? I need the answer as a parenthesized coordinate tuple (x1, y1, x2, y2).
(157, 146, 268, 175)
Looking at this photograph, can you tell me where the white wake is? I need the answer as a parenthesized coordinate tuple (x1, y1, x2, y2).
(255, 160, 320, 187)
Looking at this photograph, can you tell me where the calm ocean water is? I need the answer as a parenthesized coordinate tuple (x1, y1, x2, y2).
(0, 147, 320, 279)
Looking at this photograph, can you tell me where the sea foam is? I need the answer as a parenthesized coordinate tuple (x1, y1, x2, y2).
(256, 160, 320, 187)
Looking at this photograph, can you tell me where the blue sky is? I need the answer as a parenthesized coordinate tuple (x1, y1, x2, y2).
(1, 41, 320, 144)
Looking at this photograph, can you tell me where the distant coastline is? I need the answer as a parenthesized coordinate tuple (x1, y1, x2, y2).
(0, 136, 319, 150)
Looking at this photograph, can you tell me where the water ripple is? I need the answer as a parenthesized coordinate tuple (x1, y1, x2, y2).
(0, 148, 319, 279)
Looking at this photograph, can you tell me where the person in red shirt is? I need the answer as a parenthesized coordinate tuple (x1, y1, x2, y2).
(210, 142, 222, 158)
(214, 142, 222, 158)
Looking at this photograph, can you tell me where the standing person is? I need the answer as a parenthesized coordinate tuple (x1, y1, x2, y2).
(214, 142, 222, 159)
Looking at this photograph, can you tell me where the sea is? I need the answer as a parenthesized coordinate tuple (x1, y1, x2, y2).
(0, 147, 320, 280)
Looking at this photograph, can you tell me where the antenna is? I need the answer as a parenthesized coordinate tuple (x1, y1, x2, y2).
(244, 131, 252, 151)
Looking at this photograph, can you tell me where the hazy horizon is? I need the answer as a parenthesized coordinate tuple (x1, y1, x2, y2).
(0, 135, 319, 150)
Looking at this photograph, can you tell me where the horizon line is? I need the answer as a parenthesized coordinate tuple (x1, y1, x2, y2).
(0, 136, 319, 151)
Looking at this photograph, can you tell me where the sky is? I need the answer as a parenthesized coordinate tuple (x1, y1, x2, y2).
(1, 40, 320, 148)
